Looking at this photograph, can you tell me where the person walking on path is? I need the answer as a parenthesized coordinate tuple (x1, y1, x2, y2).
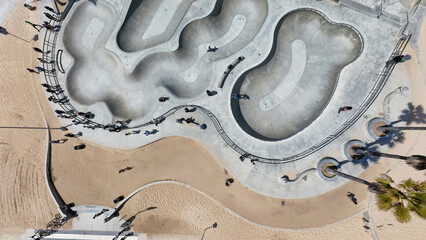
(27, 68, 39, 74)
(206, 90, 213, 96)
(24, 4, 36, 11)
(386, 54, 411, 66)
(346, 192, 358, 204)
(338, 106, 352, 114)
(231, 93, 242, 99)
(37, 58, 55, 64)
(25, 21, 42, 31)
(33, 47, 51, 54)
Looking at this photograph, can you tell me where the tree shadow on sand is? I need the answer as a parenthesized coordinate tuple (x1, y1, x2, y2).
(366, 131, 406, 149)
(392, 103, 425, 125)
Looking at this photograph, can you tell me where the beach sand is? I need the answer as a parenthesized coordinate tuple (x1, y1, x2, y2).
(0, 2, 425, 240)
(0, 1, 57, 236)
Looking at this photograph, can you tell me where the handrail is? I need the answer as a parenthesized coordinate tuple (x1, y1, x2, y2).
(42, 18, 103, 129)
(56, 49, 65, 73)
(43, 9, 411, 164)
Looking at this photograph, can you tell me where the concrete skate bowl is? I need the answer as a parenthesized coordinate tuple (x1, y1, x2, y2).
(62, 0, 268, 120)
(117, 0, 268, 53)
(231, 9, 363, 141)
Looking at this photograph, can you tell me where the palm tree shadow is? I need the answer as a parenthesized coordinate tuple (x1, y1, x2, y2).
(352, 146, 381, 169)
(392, 103, 425, 125)
(366, 131, 406, 148)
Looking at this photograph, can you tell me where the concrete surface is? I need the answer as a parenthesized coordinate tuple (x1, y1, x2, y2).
(49, 0, 424, 200)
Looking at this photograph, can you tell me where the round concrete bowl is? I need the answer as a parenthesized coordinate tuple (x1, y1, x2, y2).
(118, 0, 268, 53)
(231, 9, 363, 141)
(317, 157, 340, 182)
(367, 117, 392, 140)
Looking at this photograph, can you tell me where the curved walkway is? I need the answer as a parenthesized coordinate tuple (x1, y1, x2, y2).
(44, 123, 77, 220)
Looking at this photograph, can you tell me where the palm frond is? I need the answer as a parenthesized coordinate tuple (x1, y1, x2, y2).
(393, 204, 411, 223)
(389, 188, 402, 200)
(411, 180, 426, 192)
(414, 207, 426, 219)
(376, 194, 394, 211)
(399, 178, 415, 190)
(377, 177, 392, 188)
(406, 155, 426, 171)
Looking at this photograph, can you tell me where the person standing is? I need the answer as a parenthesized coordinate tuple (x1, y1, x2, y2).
(386, 54, 411, 66)
(24, 4, 36, 11)
(44, 13, 59, 22)
(35, 66, 46, 73)
(33, 47, 51, 54)
(44, 6, 60, 15)
(27, 68, 39, 74)
(37, 58, 55, 64)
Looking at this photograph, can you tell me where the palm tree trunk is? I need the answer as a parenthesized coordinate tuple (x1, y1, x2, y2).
(378, 126, 426, 131)
(325, 167, 384, 194)
(325, 167, 371, 185)
(354, 148, 409, 160)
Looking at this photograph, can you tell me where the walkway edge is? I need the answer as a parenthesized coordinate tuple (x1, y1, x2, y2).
(105, 180, 366, 231)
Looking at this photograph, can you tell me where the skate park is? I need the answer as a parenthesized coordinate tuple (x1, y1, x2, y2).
(2, 0, 424, 239)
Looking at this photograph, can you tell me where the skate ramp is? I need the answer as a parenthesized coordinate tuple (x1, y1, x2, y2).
(63, 0, 268, 119)
(231, 9, 363, 141)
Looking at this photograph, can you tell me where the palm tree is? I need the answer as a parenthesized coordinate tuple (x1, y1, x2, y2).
(375, 176, 426, 223)
(377, 125, 426, 132)
(324, 166, 426, 223)
(352, 147, 426, 170)
(325, 166, 384, 194)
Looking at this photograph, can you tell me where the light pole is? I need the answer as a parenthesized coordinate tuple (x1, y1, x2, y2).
(201, 222, 217, 240)
(0, 124, 72, 130)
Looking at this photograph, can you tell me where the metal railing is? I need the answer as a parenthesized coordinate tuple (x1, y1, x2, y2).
(129, 35, 412, 164)
(41, 19, 103, 129)
(42, 10, 411, 164)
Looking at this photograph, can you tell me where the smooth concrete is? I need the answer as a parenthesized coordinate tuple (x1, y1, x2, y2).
(51, 0, 421, 199)
(232, 9, 362, 140)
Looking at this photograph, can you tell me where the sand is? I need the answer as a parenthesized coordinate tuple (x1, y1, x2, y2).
(0, 1, 57, 236)
(0, 2, 425, 240)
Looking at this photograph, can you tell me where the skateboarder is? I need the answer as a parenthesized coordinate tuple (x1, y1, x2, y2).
(338, 106, 352, 114)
